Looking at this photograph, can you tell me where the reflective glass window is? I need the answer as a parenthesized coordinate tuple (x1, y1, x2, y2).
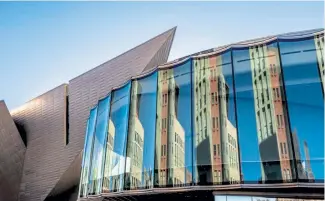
(233, 42, 295, 183)
(279, 36, 324, 182)
(88, 96, 111, 195)
(79, 107, 97, 198)
(314, 34, 324, 93)
(125, 72, 158, 190)
(193, 51, 240, 185)
(102, 82, 131, 192)
(155, 60, 193, 187)
(215, 195, 324, 201)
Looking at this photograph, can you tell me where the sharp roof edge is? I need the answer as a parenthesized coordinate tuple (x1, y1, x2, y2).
(69, 26, 177, 82)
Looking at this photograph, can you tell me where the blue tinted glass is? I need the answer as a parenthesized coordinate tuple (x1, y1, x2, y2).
(279, 36, 324, 182)
(155, 60, 193, 187)
(125, 72, 158, 190)
(103, 82, 131, 192)
(233, 42, 295, 183)
(88, 96, 111, 195)
(193, 51, 240, 185)
(233, 47, 261, 183)
(79, 107, 97, 198)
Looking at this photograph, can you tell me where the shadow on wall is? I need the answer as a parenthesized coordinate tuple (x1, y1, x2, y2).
(44, 186, 78, 201)
(14, 121, 27, 147)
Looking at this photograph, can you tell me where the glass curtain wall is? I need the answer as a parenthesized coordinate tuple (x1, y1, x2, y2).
(314, 33, 324, 94)
(88, 96, 111, 195)
(233, 42, 295, 183)
(125, 72, 158, 190)
(102, 82, 131, 192)
(215, 195, 324, 201)
(80, 30, 324, 196)
(279, 35, 324, 183)
(192, 50, 240, 185)
(79, 107, 98, 198)
(155, 60, 193, 187)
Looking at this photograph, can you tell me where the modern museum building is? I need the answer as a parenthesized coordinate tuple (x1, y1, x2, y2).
(0, 27, 324, 201)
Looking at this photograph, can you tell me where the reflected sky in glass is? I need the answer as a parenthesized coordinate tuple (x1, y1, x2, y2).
(222, 50, 236, 126)
(88, 96, 110, 194)
(137, 72, 158, 182)
(79, 107, 97, 197)
(233, 47, 262, 182)
(109, 82, 131, 190)
(279, 38, 324, 181)
(173, 59, 193, 181)
(111, 82, 131, 156)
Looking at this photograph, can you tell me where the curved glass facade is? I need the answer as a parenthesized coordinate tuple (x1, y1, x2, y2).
(79, 107, 97, 197)
(79, 30, 324, 197)
(193, 50, 239, 185)
(125, 72, 158, 190)
(155, 60, 193, 187)
(102, 82, 131, 193)
(88, 96, 111, 195)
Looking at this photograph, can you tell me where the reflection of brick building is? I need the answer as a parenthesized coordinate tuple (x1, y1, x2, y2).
(314, 34, 324, 92)
(126, 80, 144, 189)
(194, 55, 240, 184)
(249, 46, 293, 182)
(103, 120, 115, 192)
(156, 69, 185, 186)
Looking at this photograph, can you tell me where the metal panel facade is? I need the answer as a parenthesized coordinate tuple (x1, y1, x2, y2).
(8, 27, 176, 201)
(11, 84, 69, 201)
(0, 101, 26, 201)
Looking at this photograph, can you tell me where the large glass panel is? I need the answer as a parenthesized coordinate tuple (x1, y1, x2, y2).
(124, 72, 158, 190)
(233, 42, 295, 183)
(88, 96, 111, 195)
(314, 34, 324, 94)
(79, 107, 97, 198)
(279, 36, 324, 182)
(192, 51, 240, 185)
(102, 82, 131, 192)
(155, 60, 193, 187)
(215, 195, 324, 201)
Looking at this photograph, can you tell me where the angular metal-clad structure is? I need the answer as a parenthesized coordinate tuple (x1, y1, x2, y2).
(0, 101, 26, 201)
(9, 27, 177, 201)
(2, 27, 324, 201)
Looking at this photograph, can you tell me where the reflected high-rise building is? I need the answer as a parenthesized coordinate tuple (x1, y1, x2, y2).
(194, 55, 240, 184)
(143, 167, 153, 189)
(290, 130, 315, 181)
(103, 120, 115, 192)
(125, 81, 145, 189)
(292, 130, 306, 180)
(156, 69, 186, 186)
(314, 34, 324, 92)
(249, 46, 294, 182)
(304, 141, 315, 181)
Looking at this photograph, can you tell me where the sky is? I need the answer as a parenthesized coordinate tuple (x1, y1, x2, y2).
(0, 1, 324, 110)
